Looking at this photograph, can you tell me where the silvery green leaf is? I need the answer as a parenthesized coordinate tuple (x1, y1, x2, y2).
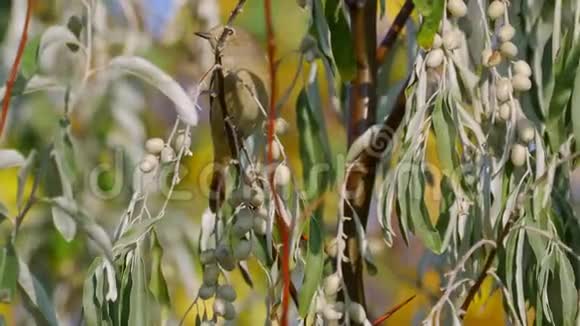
(17, 259, 58, 326)
(0, 245, 18, 303)
(16, 150, 36, 211)
(113, 216, 163, 251)
(0, 150, 25, 169)
(558, 251, 578, 326)
(51, 205, 77, 242)
(82, 258, 102, 326)
(107, 56, 198, 126)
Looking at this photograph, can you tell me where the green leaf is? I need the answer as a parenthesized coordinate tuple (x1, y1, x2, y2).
(17, 150, 36, 212)
(572, 58, 580, 153)
(0, 245, 18, 303)
(296, 88, 327, 316)
(325, 0, 356, 80)
(128, 248, 158, 326)
(113, 216, 163, 251)
(558, 251, 578, 326)
(408, 161, 442, 252)
(546, 33, 580, 150)
(431, 96, 457, 176)
(415, 0, 444, 48)
(83, 258, 102, 326)
(20, 35, 41, 79)
(17, 259, 58, 326)
(149, 235, 170, 306)
(52, 205, 77, 242)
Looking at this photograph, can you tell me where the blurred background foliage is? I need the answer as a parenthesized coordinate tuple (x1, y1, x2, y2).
(0, 0, 518, 324)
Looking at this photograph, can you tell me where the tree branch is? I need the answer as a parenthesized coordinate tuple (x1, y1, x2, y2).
(262, 1, 291, 325)
(376, 0, 415, 63)
(0, 0, 33, 139)
(341, 0, 414, 312)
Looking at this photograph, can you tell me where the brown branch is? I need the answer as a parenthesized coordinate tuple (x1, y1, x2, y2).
(341, 0, 415, 314)
(459, 215, 516, 317)
(376, 0, 415, 63)
(0, 0, 33, 139)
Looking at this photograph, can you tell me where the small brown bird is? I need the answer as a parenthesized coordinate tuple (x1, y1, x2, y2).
(196, 26, 270, 212)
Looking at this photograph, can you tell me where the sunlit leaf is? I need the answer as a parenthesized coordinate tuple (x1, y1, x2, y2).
(108, 56, 198, 126)
(52, 204, 77, 241)
(296, 88, 326, 316)
(415, 0, 444, 48)
(0, 150, 25, 169)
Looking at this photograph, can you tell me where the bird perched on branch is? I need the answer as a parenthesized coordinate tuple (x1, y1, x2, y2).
(196, 26, 270, 212)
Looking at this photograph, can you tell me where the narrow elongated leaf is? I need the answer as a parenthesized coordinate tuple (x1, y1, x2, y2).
(149, 235, 170, 306)
(409, 161, 442, 252)
(0, 245, 18, 303)
(415, 0, 444, 48)
(296, 89, 327, 316)
(108, 56, 198, 126)
(572, 59, 580, 152)
(83, 258, 102, 326)
(52, 206, 77, 242)
(17, 259, 58, 326)
(431, 96, 457, 176)
(325, 0, 356, 80)
(558, 251, 578, 326)
(17, 150, 36, 211)
(546, 33, 580, 150)
(21, 35, 41, 79)
(113, 216, 163, 251)
(0, 150, 25, 169)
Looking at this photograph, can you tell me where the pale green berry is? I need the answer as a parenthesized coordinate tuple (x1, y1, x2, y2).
(447, 0, 467, 17)
(498, 24, 516, 42)
(513, 60, 532, 77)
(510, 143, 528, 167)
(512, 74, 532, 91)
(145, 138, 165, 154)
(426, 48, 445, 68)
(500, 41, 518, 59)
(488, 1, 505, 20)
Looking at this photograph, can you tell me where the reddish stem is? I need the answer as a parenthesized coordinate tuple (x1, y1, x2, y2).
(0, 0, 33, 139)
(372, 295, 416, 325)
(263, 1, 290, 325)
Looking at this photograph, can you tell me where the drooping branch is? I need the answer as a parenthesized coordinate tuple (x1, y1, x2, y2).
(0, 0, 33, 139)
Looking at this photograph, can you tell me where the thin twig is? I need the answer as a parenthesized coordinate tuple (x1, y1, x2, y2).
(0, 0, 32, 138)
(372, 295, 416, 325)
(376, 0, 415, 63)
(459, 215, 516, 317)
